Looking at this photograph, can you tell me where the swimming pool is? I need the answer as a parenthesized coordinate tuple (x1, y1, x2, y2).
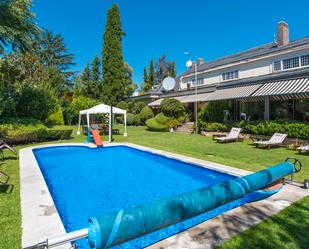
(33, 145, 262, 249)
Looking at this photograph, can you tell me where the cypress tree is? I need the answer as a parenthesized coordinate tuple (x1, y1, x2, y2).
(169, 60, 176, 78)
(91, 55, 101, 83)
(142, 66, 149, 91)
(101, 4, 125, 105)
(148, 59, 155, 87)
(81, 62, 91, 83)
(80, 62, 97, 98)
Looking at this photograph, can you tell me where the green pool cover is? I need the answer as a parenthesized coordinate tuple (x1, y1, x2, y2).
(88, 161, 295, 249)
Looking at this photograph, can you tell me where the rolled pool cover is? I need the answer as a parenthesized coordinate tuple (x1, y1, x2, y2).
(88, 161, 295, 249)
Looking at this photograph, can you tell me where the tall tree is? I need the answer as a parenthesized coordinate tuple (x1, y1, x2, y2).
(142, 66, 149, 92)
(91, 55, 101, 83)
(101, 4, 125, 105)
(148, 59, 156, 87)
(33, 29, 75, 74)
(169, 60, 176, 78)
(0, 0, 39, 54)
(80, 62, 93, 97)
(124, 62, 137, 97)
(155, 54, 174, 84)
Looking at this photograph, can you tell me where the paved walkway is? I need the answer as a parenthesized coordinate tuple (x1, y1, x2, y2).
(147, 183, 308, 249)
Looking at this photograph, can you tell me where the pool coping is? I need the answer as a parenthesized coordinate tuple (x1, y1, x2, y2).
(19, 142, 302, 248)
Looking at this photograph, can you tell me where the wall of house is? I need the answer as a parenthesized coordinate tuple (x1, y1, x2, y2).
(180, 47, 309, 90)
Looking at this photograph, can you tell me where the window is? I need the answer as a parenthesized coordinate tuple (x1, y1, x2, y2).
(222, 71, 239, 81)
(282, 57, 299, 70)
(191, 78, 204, 86)
(273, 61, 281, 71)
(301, 55, 309, 67)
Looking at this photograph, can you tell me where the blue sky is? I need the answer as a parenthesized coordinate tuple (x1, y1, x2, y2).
(33, 0, 309, 87)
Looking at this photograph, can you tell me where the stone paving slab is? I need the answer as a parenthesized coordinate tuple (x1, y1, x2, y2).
(146, 182, 308, 249)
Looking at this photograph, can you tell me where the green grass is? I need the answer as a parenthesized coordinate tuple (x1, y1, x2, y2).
(113, 126, 309, 182)
(0, 125, 308, 249)
(217, 196, 309, 249)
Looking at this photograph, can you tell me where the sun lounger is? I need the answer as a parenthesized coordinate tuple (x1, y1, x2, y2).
(214, 127, 242, 143)
(297, 145, 309, 154)
(0, 140, 17, 155)
(0, 170, 9, 185)
(254, 133, 287, 149)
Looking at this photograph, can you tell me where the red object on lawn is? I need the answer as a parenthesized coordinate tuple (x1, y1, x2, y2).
(91, 129, 103, 147)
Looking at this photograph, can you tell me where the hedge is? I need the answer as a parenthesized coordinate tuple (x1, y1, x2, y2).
(199, 121, 309, 140)
(0, 124, 73, 145)
(239, 121, 309, 140)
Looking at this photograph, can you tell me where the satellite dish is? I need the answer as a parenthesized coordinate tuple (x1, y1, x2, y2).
(186, 60, 193, 68)
(162, 76, 176, 91)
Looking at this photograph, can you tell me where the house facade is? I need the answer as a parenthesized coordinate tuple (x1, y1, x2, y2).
(132, 22, 309, 122)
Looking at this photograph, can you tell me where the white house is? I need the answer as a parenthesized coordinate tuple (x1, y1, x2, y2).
(134, 22, 309, 121)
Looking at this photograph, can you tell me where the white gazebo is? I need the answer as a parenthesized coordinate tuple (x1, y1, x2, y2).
(77, 103, 127, 137)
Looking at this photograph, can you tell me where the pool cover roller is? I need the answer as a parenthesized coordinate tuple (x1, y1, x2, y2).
(87, 161, 295, 249)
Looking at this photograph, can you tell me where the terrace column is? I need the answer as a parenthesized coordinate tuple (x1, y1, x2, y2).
(264, 96, 270, 121)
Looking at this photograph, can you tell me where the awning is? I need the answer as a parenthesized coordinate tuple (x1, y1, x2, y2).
(148, 92, 214, 106)
(252, 77, 309, 97)
(181, 92, 213, 103)
(206, 84, 261, 101)
(148, 98, 164, 106)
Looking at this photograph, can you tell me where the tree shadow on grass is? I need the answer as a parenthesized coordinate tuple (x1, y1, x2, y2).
(216, 198, 309, 249)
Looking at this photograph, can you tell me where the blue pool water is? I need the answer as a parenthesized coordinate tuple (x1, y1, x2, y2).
(34, 145, 259, 249)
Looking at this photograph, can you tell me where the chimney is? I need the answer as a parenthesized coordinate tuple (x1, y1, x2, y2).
(197, 58, 204, 66)
(277, 21, 289, 46)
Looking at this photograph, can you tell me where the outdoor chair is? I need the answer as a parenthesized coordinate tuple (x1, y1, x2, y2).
(0, 141, 17, 154)
(213, 127, 242, 143)
(90, 124, 104, 135)
(0, 141, 17, 160)
(297, 145, 309, 154)
(0, 170, 9, 185)
(254, 133, 287, 149)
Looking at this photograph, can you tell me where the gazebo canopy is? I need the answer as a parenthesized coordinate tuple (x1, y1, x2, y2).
(79, 104, 126, 115)
(77, 103, 127, 137)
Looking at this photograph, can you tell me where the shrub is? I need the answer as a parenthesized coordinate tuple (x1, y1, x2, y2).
(160, 98, 185, 118)
(46, 107, 64, 125)
(238, 121, 309, 139)
(155, 113, 170, 125)
(16, 85, 59, 121)
(134, 114, 142, 126)
(116, 101, 128, 111)
(0, 117, 41, 125)
(198, 101, 229, 123)
(207, 122, 228, 131)
(66, 96, 98, 124)
(145, 118, 168, 131)
(139, 106, 154, 123)
(133, 101, 146, 114)
(45, 127, 73, 140)
(126, 113, 136, 126)
(145, 112, 170, 131)
(127, 101, 136, 113)
(167, 119, 180, 128)
(177, 115, 187, 124)
(0, 123, 72, 145)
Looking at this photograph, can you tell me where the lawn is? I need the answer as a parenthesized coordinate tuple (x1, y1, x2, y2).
(0, 125, 308, 249)
(217, 196, 309, 249)
(113, 126, 309, 182)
